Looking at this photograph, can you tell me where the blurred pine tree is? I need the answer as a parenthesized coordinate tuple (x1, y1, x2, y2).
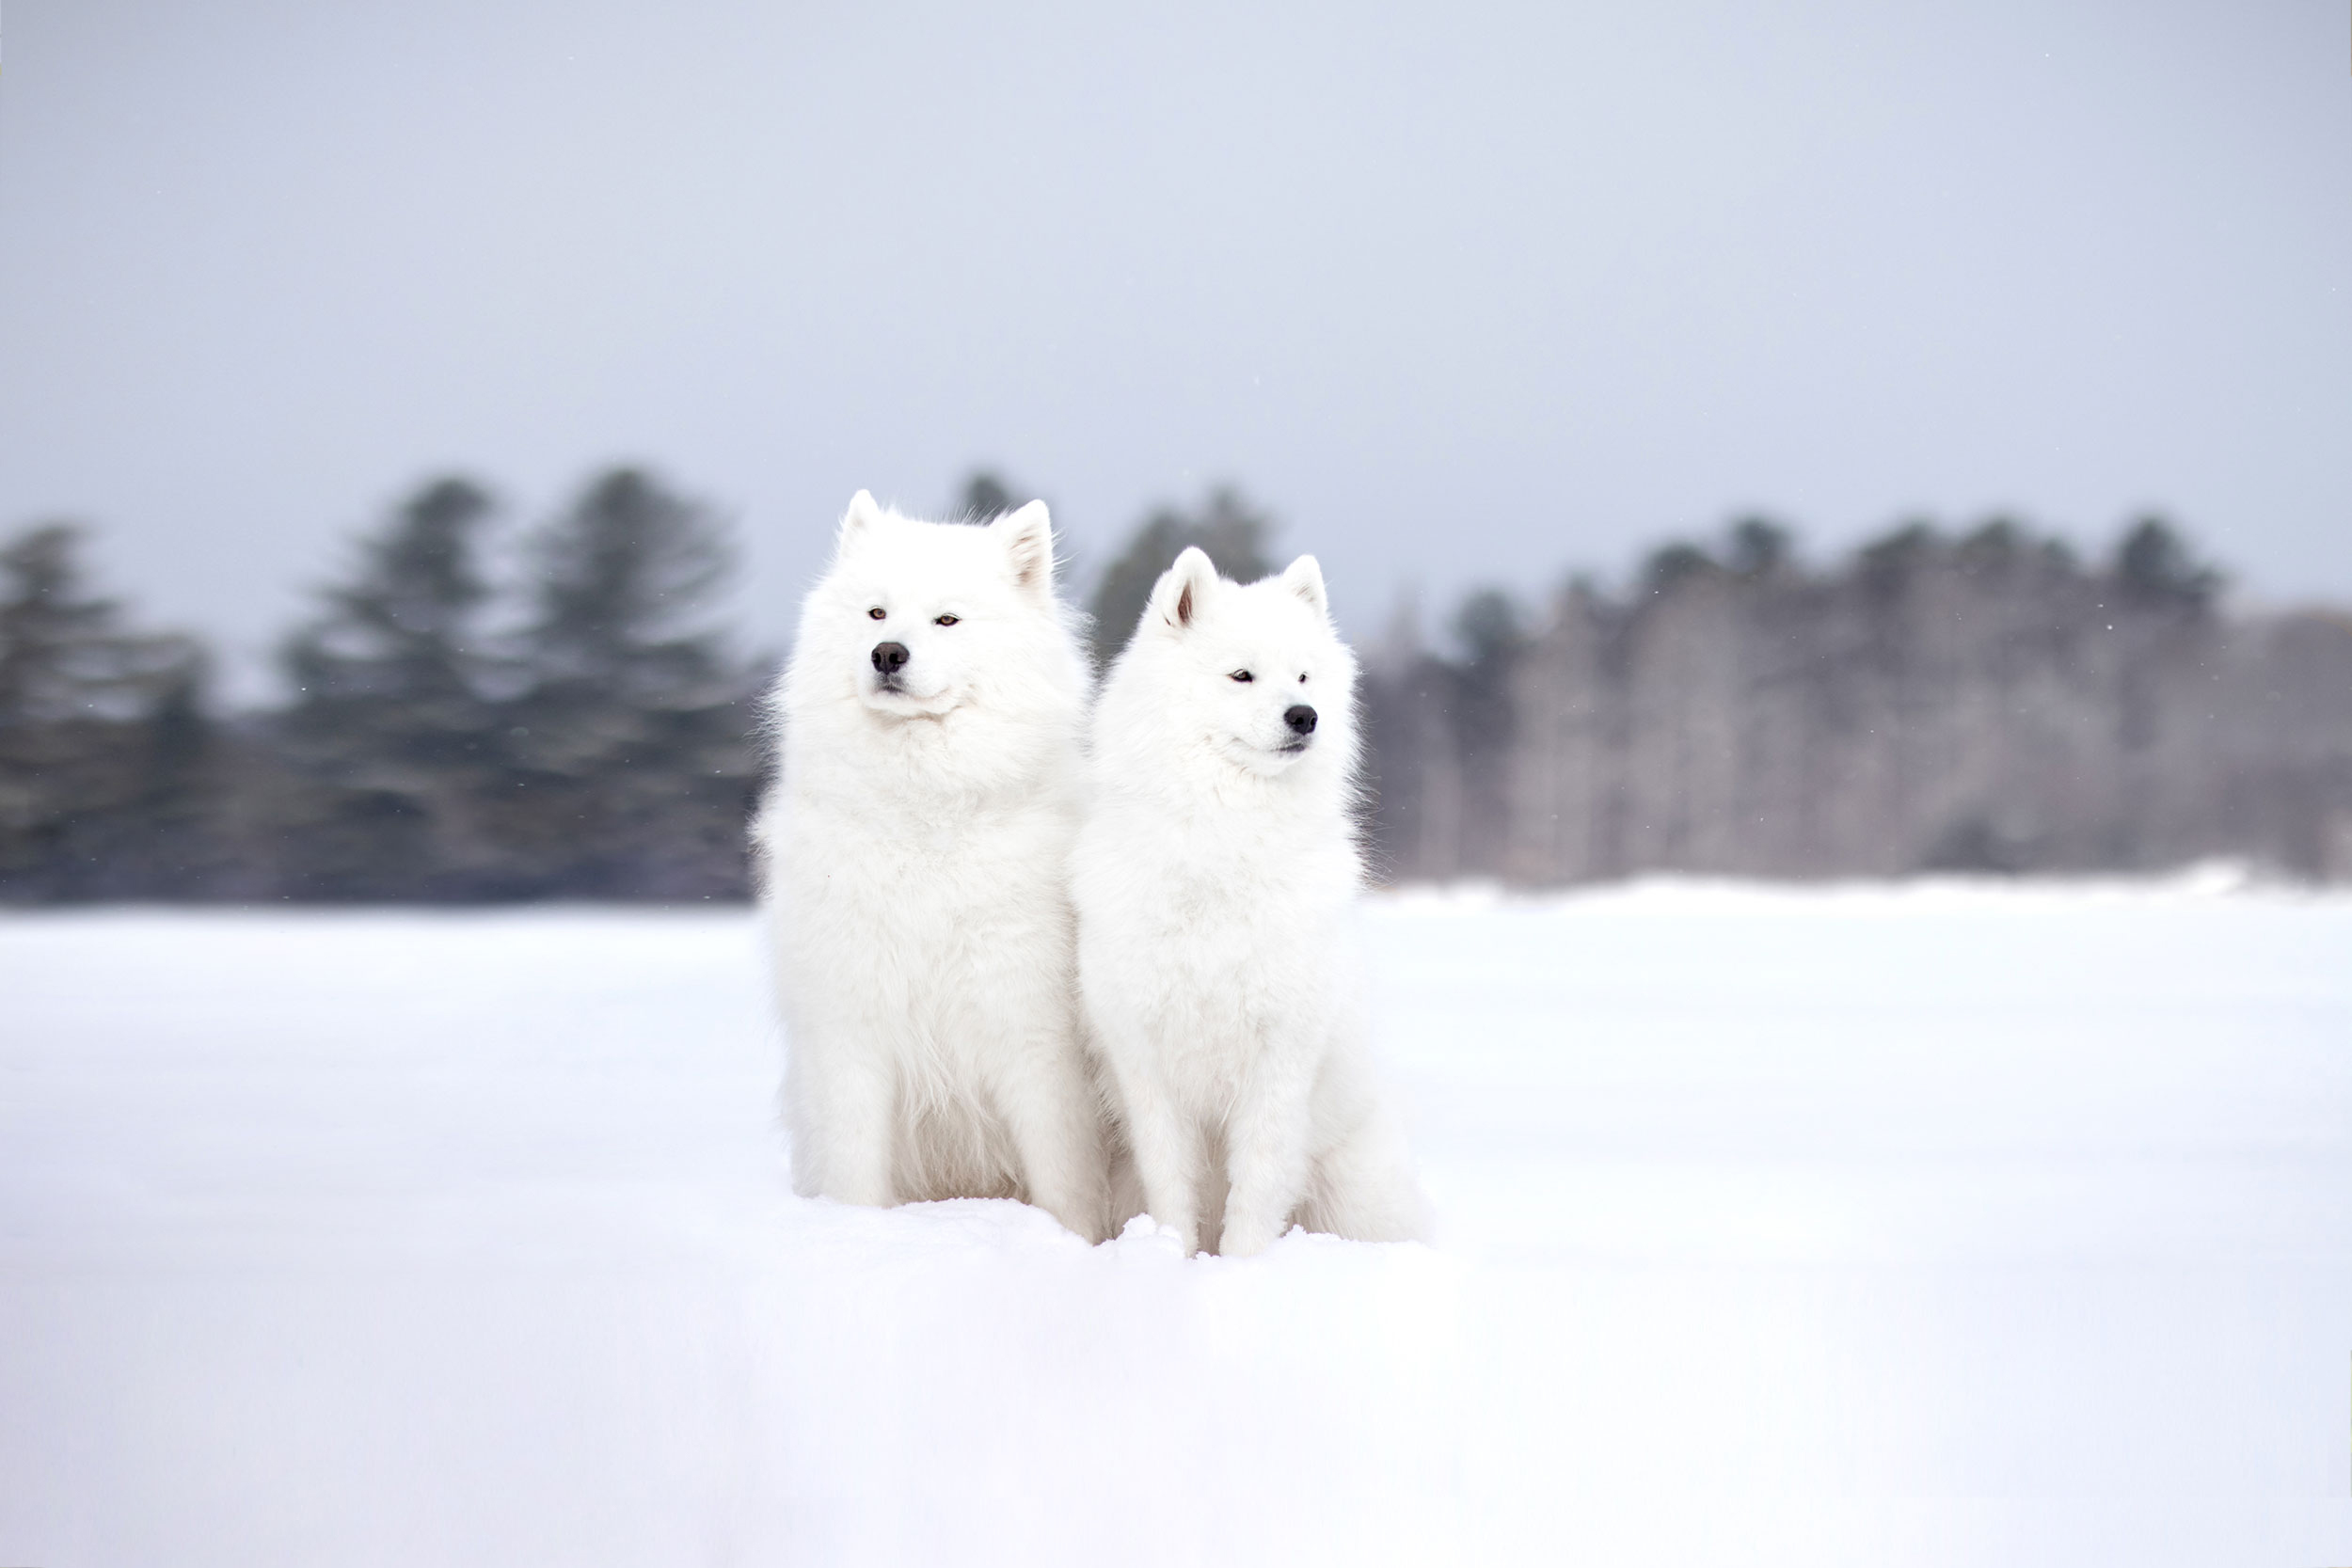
(1085, 487, 1276, 669)
(497, 467, 760, 898)
(0, 522, 212, 900)
(275, 478, 504, 898)
(957, 470, 1021, 521)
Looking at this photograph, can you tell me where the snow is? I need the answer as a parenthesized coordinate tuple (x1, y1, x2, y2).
(3, 877, 2348, 1566)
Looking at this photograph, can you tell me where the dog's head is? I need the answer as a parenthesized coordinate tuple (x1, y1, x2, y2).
(1135, 546, 1356, 779)
(803, 490, 1067, 721)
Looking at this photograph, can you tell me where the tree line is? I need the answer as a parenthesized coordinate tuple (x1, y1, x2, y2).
(0, 468, 756, 901)
(4, 470, 2348, 903)
(1362, 515, 2352, 884)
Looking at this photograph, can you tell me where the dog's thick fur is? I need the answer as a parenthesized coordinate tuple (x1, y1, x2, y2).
(754, 491, 1107, 1241)
(1073, 547, 1429, 1257)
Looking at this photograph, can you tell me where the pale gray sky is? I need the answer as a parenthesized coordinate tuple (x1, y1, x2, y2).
(2, 0, 2346, 696)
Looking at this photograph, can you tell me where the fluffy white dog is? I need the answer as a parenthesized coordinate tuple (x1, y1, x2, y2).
(1073, 546, 1429, 1257)
(754, 490, 1107, 1241)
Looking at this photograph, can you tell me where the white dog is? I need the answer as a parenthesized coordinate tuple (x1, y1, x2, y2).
(1073, 546, 1428, 1257)
(754, 490, 1107, 1241)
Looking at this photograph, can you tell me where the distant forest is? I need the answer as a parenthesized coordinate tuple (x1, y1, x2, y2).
(3, 467, 2349, 902)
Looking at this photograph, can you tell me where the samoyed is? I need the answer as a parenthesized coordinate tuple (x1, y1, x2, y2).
(1073, 546, 1429, 1257)
(754, 490, 1108, 1241)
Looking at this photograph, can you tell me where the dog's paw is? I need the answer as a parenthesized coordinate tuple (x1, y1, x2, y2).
(1217, 1220, 1278, 1259)
(1110, 1212, 1192, 1262)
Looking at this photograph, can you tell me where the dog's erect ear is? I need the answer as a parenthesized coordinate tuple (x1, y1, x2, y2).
(835, 490, 883, 555)
(1149, 546, 1220, 635)
(992, 500, 1055, 597)
(1280, 554, 1329, 619)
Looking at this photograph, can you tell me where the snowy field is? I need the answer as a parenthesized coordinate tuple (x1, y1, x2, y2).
(3, 877, 2349, 1567)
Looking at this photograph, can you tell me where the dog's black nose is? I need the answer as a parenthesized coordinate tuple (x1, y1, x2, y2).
(871, 641, 910, 674)
(1283, 704, 1317, 736)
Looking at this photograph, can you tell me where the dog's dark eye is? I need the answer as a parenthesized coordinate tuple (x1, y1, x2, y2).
(867, 607, 885, 621)
(1230, 670, 1254, 683)
(934, 614, 960, 626)
(1297, 673, 1308, 683)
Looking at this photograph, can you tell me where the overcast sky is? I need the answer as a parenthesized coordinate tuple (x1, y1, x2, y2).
(2, 0, 2346, 696)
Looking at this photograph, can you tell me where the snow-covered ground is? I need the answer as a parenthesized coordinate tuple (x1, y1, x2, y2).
(3, 877, 2348, 1566)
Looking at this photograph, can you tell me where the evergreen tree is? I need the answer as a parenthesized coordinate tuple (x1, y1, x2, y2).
(274, 478, 502, 898)
(1086, 486, 1276, 668)
(0, 524, 199, 723)
(1450, 588, 1526, 668)
(2111, 515, 2219, 610)
(1724, 516, 1796, 578)
(1444, 586, 1528, 870)
(958, 470, 1020, 520)
(500, 467, 758, 897)
(1638, 540, 1720, 597)
(284, 477, 495, 711)
(0, 522, 210, 900)
(519, 467, 733, 706)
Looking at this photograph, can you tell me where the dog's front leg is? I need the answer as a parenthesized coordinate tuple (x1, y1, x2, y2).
(787, 1037, 897, 1209)
(1118, 1067, 1203, 1257)
(1219, 1054, 1318, 1258)
(1000, 1035, 1113, 1243)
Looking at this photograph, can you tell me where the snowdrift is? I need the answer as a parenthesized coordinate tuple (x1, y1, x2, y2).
(3, 877, 2347, 1565)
